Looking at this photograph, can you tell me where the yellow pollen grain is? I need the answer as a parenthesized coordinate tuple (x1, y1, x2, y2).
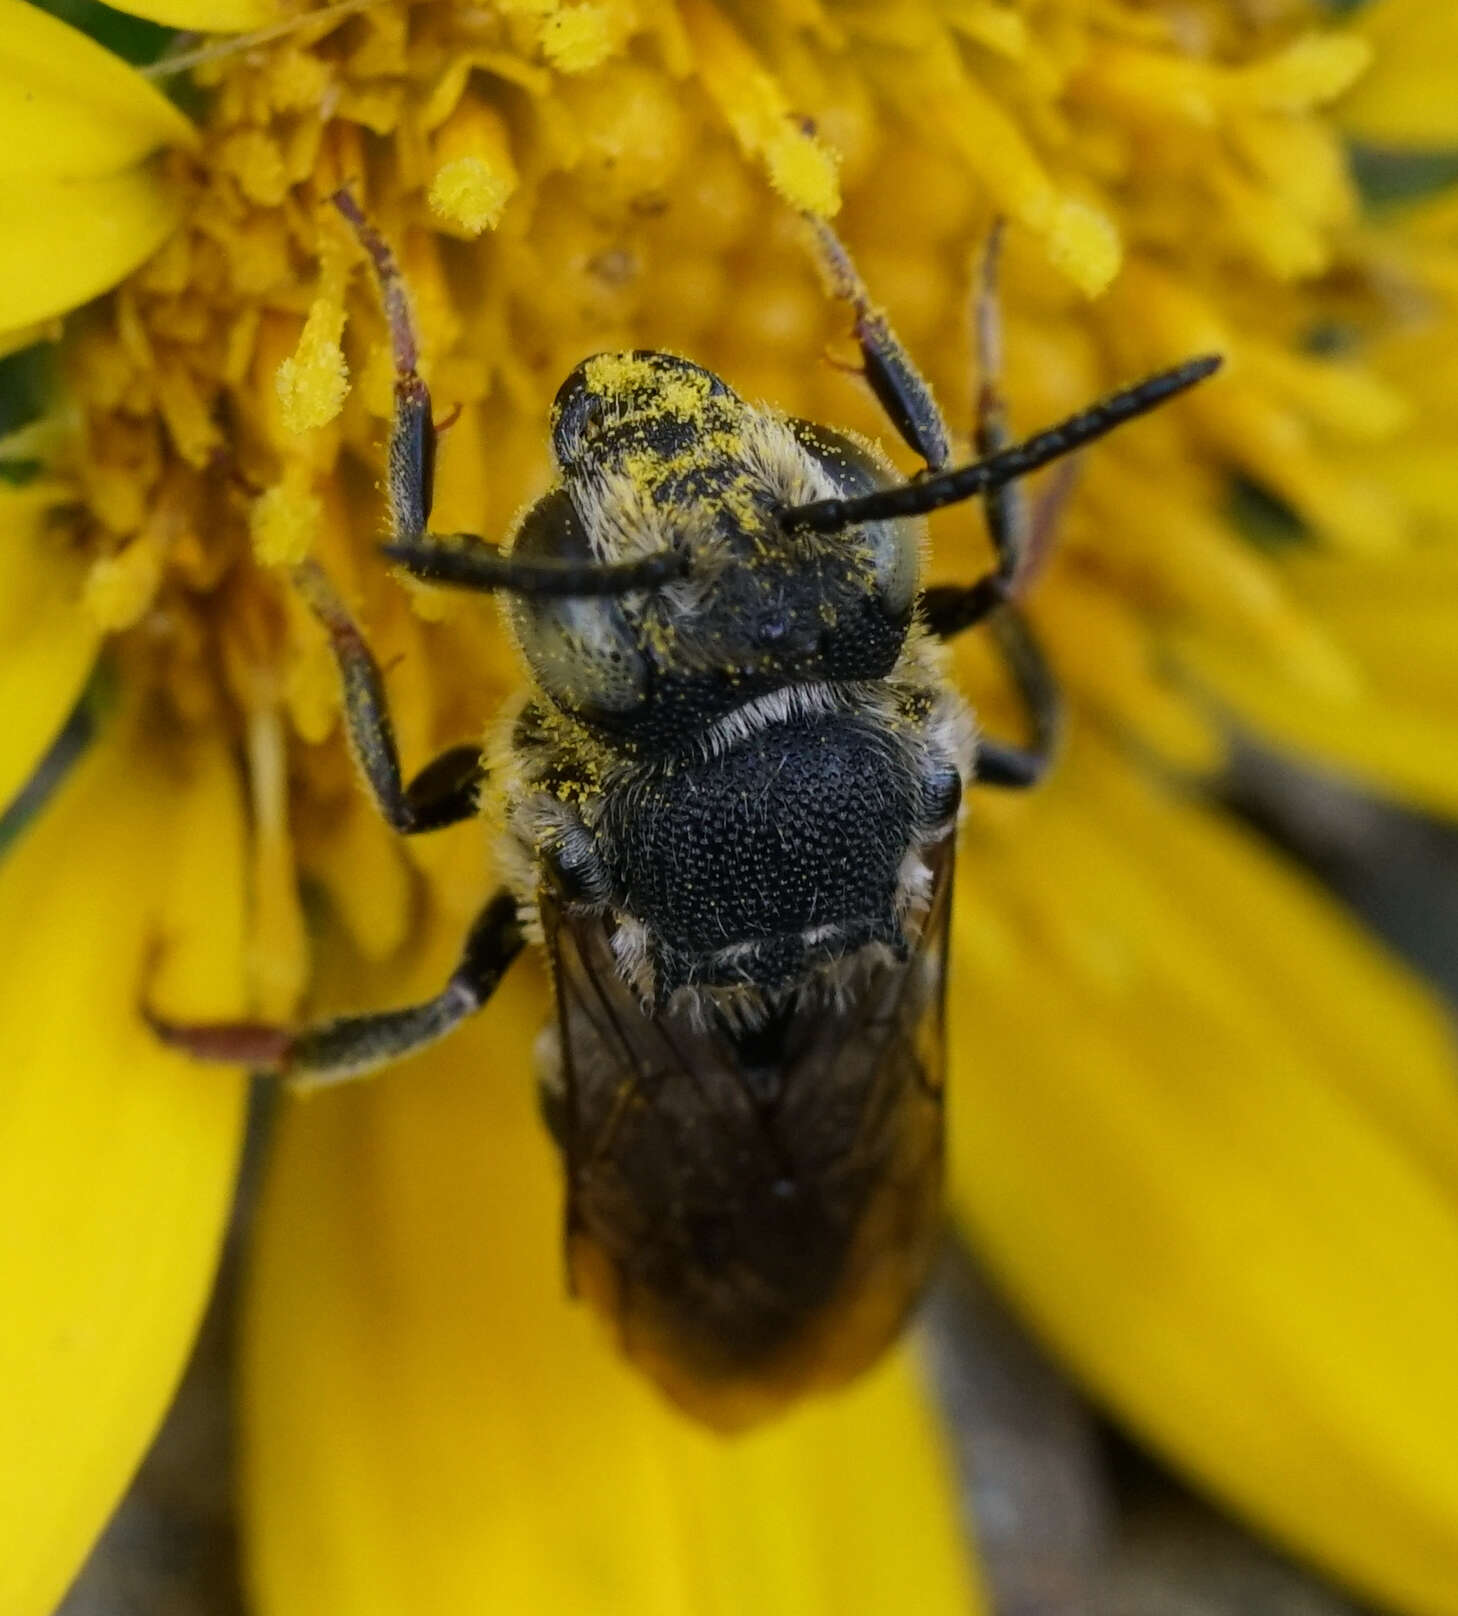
(540, 5, 614, 74)
(682, 0, 841, 218)
(429, 98, 519, 237)
(275, 296, 349, 434)
(764, 125, 842, 218)
(1044, 199, 1122, 299)
(430, 158, 515, 236)
(584, 352, 653, 395)
(251, 467, 322, 568)
(657, 371, 712, 420)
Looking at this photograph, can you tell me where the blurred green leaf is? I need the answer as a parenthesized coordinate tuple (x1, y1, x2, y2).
(1349, 143, 1458, 207)
(0, 344, 53, 439)
(23, 0, 172, 65)
(1227, 476, 1311, 555)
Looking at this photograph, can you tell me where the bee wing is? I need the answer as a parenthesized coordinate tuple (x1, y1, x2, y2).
(538, 839, 953, 1413)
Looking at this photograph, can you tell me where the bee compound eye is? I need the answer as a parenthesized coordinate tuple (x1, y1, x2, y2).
(506, 487, 650, 719)
(787, 419, 920, 622)
(863, 516, 919, 622)
(511, 593, 649, 718)
(549, 364, 600, 465)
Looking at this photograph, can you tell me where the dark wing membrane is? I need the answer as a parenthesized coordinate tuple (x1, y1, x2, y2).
(538, 839, 953, 1427)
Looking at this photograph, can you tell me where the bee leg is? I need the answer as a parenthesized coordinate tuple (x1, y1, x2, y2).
(333, 188, 681, 601)
(145, 890, 525, 1085)
(920, 224, 1076, 640)
(926, 226, 1063, 788)
(293, 561, 485, 834)
(805, 214, 952, 470)
(967, 608, 1061, 789)
(330, 187, 436, 545)
(969, 221, 1025, 589)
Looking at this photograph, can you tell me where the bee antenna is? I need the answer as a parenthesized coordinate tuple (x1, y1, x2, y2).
(781, 355, 1222, 534)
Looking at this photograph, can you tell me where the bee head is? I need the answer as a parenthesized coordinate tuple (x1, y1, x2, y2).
(512, 353, 924, 745)
(551, 351, 736, 472)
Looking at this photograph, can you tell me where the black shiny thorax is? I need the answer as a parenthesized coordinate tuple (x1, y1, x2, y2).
(599, 711, 919, 996)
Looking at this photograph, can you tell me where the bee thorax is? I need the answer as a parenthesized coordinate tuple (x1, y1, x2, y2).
(595, 713, 923, 994)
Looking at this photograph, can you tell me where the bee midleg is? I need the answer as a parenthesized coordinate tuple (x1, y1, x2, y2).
(921, 223, 1087, 641)
(921, 227, 1065, 787)
(971, 221, 1025, 591)
(292, 561, 485, 834)
(144, 890, 525, 1085)
(805, 214, 952, 470)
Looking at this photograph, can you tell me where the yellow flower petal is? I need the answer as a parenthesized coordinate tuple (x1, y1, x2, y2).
(1231, 34, 1371, 115)
(1342, 0, 1458, 146)
(1179, 613, 1458, 821)
(107, 0, 277, 29)
(0, 483, 101, 815)
(0, 321, 58, 359)
(0, 166, 182, 331)
(951, 737, 1458, 1616)
(242, 943, 980, 1615)
(0, 716, 248, 1616)
(0, 0, 195, 180)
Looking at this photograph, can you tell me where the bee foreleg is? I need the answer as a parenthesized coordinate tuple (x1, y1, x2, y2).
(293, 561, 485, 834)
(964, 230, 1083, 614)
(145, 890, 525, 1085)
(897, 226, 1074, 640)
(804, 214, 952, 471)
(334, 187, 686, 604)
(332, 188, 437, 543)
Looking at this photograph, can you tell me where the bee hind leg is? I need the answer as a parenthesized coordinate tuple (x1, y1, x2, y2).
(144, 891, 525, 1086)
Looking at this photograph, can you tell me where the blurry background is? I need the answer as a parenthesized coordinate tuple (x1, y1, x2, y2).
(9, 0, 1455, 1611)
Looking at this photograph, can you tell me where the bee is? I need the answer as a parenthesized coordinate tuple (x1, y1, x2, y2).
(152, 188, 1218, 1429)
